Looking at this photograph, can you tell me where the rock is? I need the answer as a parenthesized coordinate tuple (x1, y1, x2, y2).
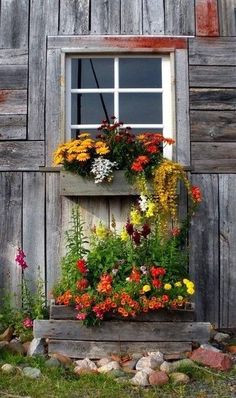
(130, 371, 149, 386)
(45, 358, 61, 368)
(136, 356, 159, 371)
(191, 348, 232, 371)
(23, 341, 31, 355)
(131, 353, 142, 360)
(23, 367, 42, 379)
(149, 371, 169, 386)
(148, 351, 164, 364)
(214, 332, 230, 343)
(164, 352, 187, 361)
(27, 338, 45, 356)
(96, 357, 112, 367)
(0, 341, 9, 351)
(8, 341, 24, 355)
(109, 369, 126, 378)
(98, 361, 120, 374)
(1, 364, 16, 374)
(74, 358, 97, 371)
(200, 343, 221, 352)
(121, 359, 137, 371)
(74, 367, 98, 376)
(141, 367, 155, 376)
(50, 352, 72, 366)
(0, 326, 14, 342)
(170, 372, 190, 384)
(160, 361, 172, 373)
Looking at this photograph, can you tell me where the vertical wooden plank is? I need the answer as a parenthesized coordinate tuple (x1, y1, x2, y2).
(0, 0, 29, 48)
(196, 0, 219, 37)
(109, 197, 134, 232)
(23, 173, 45, 291)
(219, 175, 236, 328)
(28, 0, 59, 140)
(46, 173, 62, 299)
(165, 0, 195, 36)
(59, 0, 90, 34)
(142, 0, 164, 34)
(175, 50, 190, 166)
(90, 0, 120, 34)
(121, 0, 142, 34)
(189, 174, 219, 326)
(61, 197, 78, 258)
(0, 173, 22, 305)
(218, 0, 236, 36)
(45, 49, 62, 165)
(78, 198, 110, 239)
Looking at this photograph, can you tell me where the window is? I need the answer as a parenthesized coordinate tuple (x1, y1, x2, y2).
(66, 55, 174, 158)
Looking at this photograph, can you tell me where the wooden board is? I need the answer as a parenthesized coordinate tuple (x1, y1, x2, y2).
(195, 0, 219, 36)
(189, 175, 219, 326)
(219, 175, 236, 328)
(218, 0, 236, 36)
(189, 66, 236, 88)
(0, 49, 28, 65)
(0, 65, 27, 89)
(0, 90, 27, 114)
(48, 340, 192, 359)
(0, 172, 22, 305)
(0, 0, 29, 48)
(0, 115, 26, 140)
(164, 0, 195, 36)
(108, 197, 134, 232)
(60, 171, 140, 196)
(190, 111, 236, 141)
(189, 38, 236, 66)
(191, 143, 236, 172)
(0, 141, 44, 170)
(50, 305, 195, 322)
(121, 0, 142, 34)
(142, 0, 164, 35)
(34, 320, 211, 342)
(60, 0, 90, 34)
(91, 0, 120, 35)
(190, 89, 236, 110)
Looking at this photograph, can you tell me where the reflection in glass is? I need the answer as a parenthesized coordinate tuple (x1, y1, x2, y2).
(119, 58, 162, 88)
(71, 58, 114, 89)
(119, 93, 162, 124)
(71, 93, 114, 125)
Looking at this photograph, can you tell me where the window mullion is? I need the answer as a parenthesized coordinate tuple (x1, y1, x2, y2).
(114, 57, 119, 120)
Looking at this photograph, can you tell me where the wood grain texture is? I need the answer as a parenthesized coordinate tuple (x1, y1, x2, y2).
(23, 173, 45, 291)
(0, 115, 26, 140)
(190, 111, 236, 142)
(0, 66, 27, 89)
(0, 141, 44, 170)
(218, 0, 236, 36)
(191, 143, 236, 172)
(0, 0, 29, 48)
(0, 172, 22, 304)
(142, 0, 164, 34)
(189, 38, 236, 66)
(165, 0, 195, 35)
(91, 0, 120, 34)
(175, 50, 190, 166)
(0, 49, 28, 65)
(60, 196, 78, 258)
(189, 175, 219, 326)
(196, 0, 219, 36)
(189, 66, 236, 88)
(48, 340, 192, 359)
(121, 0, 142, 34)
(28, 0, 59, 140)
(34, 319, 211, 342)
(190, 89, 236, 110)
(0, 90, 27, 114)
(60, 0, 89, 34)
(77, 197, 110, 240)
(219, 175, 236, 327)
(108, 197, 134, 232)
(46, 173, 62, 298)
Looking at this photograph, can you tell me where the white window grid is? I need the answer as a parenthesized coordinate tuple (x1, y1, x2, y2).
(66, 55, 174, 159)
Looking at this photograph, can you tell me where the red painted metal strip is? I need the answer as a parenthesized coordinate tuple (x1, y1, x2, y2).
(196, 0, 219, 37)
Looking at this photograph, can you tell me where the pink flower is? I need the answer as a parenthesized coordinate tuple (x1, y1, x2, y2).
(23, 317, 33, 329)
(15, 248, 28, 270)
(76, 313, 87, 320)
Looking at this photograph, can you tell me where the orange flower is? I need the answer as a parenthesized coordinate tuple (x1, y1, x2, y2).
(129, 268, 141, 283)
(191, 186, 202, 203)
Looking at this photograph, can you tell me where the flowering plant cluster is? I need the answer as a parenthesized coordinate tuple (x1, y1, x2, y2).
(53, 119, 174, 184)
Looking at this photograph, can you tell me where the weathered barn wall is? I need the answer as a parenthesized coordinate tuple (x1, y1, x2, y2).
(0, 0, 236, 328)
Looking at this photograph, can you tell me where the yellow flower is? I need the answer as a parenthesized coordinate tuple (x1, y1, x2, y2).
(130, 209, 142, 226)
(82, 138, 94, 147)
(146, 201, 156, 218)
(53, 153, 64, 165)
(74, 145, 90, 153)
(66, 154, 77, 162)
(164, 283, 172, 290)
(142, 285, 151, 293)
(76, 152, 90, 162)
(96, 145, 110, 155)
(174, 281, 182, 288)
(95, 223, 108, 239)
(177, 296, 184, 301)
(78, 133, 90, 138)
(120, 229, 129, 241)
(183, 279, 195, 289)
(187, 287, 195, 295)
(95, 141, 106, 148)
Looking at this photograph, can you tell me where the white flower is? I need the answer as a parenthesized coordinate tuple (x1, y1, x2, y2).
(140, 266, 147, 274)
(91, 158, 118, 184)
(139, 195, 148, 212)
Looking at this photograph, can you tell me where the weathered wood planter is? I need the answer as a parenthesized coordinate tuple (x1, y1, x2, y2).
(34, 305, 211, 359)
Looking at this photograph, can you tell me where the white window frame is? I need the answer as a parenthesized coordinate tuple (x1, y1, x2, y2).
(65, 53, 175, 159)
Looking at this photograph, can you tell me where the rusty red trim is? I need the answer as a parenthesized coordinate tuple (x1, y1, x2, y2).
(102, 36, 187, 50)
(196, 0, 219, 37)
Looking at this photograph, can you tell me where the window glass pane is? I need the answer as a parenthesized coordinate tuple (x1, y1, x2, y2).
(71, 58, 114, 89)
(119, 58, 162, 88)
(119, 93, 162, 124)
(71, 93, 114, 125)
(71, 129, 99, 139)
(131, 128, 163, 135)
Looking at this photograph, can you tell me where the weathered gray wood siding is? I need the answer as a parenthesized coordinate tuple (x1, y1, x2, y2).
(0, 0, 235, 327)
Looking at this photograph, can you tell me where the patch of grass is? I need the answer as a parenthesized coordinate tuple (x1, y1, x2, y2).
(0, 353, 235, 398)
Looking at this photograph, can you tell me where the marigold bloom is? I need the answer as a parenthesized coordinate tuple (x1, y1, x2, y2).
(142, 284, 151, 293)
(76, 278, 89, 290)
(131, 161, 143, 172)
(129, 268, 141, 283)
(76, 152, 90, 162)
(152, 279, 162, 288)
(164, 283, 172, 290)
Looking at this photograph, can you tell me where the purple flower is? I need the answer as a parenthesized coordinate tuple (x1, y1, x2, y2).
(15, 248, 28, 270)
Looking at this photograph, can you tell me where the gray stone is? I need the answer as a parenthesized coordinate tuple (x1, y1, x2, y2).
(170, 372, 190, 385)
(141, 367, 155, 376)
(122, 359, 137, 371)
(23, 367, 42, 379)
(45, 358, 61, 368)
(27, 338, 45, 356)
(8, 341, 24, 355)
(98, 361, 120, 374)
(109, 369, 126, 378)
(1, 363, 16, 374)
(214, 332, 230, 343)
(74, 358, 97, 371)
(160, 361, 172, 373)
(96, 357, 112, 368)
(130, 371, 149, 386)
(136, 356, 159, 371)
(200, 343, 221, 352)
(148, 351, 164, 364)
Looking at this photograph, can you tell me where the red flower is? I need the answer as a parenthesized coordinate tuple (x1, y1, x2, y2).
(132, 231, 141, 245)
(126, 222, 134, 236)
(141, 224, 151, 238)
(152, 279, 162, 288)
(23, 317, 33, 329)
(76, 278, 89, 291)
(191, 186, 202, 203)
(171, 227, 181, 237)
(15, 248, 28, 270)
(76, 259, 88, 273)
(146, 145, 159, 154)
(162, 294, 169, 303)
(131, 161, 144, 172)
(150, 266, 166, 278)
(129, 268, 141, 283)
(76, 313, 87, 320)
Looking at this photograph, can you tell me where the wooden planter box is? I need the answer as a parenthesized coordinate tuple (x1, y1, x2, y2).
(34, 305, 211, 359)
